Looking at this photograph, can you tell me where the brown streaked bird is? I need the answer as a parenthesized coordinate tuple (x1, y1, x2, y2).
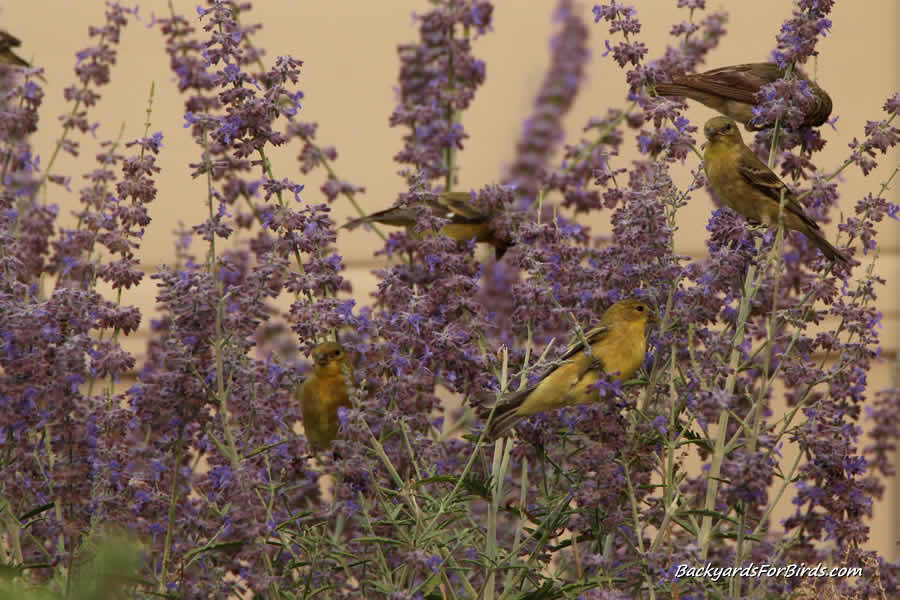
(343, 191, 513, 260)
(485, 299, 656, 440)
(0, 30, 31, 68)
(655, 63, 832, 130)
(702, 116, 848, 264)
(296, 342, 353, 454)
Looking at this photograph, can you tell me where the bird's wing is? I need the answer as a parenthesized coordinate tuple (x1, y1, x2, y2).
(343, 206, 418, 229)
(436, 191, 487, 221)
(345, 193, 474, 230)
(516, 324, 610, 388)
(737, 151, 821, 231)
(736, 151, 786, 199)
(0, 31, 23, 50)
(703, 63, 781, 82)
(673, 63, 780, 105)
(0, 31, 29, 68)
(557, 324, 611, 364)
(420, 197, 457, 219)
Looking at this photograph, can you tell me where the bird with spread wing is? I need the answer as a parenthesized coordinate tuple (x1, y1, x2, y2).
(655, 63, 832, 130)
(343, 191, 513, 260)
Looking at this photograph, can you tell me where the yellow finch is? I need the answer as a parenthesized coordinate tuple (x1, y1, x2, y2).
(486, 299, 656, 440)
(296, 342, 353, 453)
(655, 63, 832, 130)
(703, 116, 848, 264)
(0, 31, 29, 68)
(343, 191, 512, 260)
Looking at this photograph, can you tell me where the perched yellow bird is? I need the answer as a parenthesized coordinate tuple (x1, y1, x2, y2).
(655, 63, 832, 130)
(485, 299, 656, 440)
(0, 31, 29, 68)
(702, 116, 848, 264)
(343, 191, 513, 260)
(296, 342, 353, 453)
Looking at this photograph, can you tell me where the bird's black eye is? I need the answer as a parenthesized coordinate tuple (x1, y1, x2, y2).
(636, 305, 645, 312)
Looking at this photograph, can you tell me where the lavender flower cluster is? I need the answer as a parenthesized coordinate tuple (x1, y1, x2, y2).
(0, 1, 897, 598)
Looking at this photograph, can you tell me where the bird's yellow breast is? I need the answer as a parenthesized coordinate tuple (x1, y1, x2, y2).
(704, 143, 767, 223)
(704, 144, 738, 196)
(593, 320, 648, 381)
(300, 371, 351, 451)
(309, 372, 350, 410)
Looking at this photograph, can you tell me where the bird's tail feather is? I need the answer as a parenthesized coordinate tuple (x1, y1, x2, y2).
(654, 83, 697, 98)
(484, 386, 532, 440)
(494, 240, 513, 261)
(343, 208, 411, 230)
(342, 215, 371, 230)
(806, 229, 849, 264)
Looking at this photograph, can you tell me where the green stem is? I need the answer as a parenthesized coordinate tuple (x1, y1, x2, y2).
(202, 131, 239, 468)
(159, 424, 184, 592)
(27, 28, 111, 209)
(698, 260, 762, 559)
(296, 135, 387, 242)
(443, 4, 460, 193)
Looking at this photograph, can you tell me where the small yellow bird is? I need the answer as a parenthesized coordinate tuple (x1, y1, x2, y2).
(296, 342, 353, 453)
(702, 116, 848, 264)
(485, 299, 656, 440)
(0, 31, 29, 68)
(343, 191, 513, 260)
(655, 63, 832, 130)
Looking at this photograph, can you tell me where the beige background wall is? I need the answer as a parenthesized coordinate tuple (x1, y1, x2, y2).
(6, 1, 897, 559)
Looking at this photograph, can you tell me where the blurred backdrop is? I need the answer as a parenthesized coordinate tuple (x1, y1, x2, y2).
(5, 0, 897, 558)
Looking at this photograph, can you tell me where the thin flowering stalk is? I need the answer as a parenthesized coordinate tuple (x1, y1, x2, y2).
(501, 456, 529, 590)
(420, 330, 546, 551)
(255, 146, 321, 305)
(202, 127, 240, 468)
(390, 0, 490, 185)
(443, 2, 460, 193)
(0, 83, 40, 185)
(214, 9, 331, 310)
(234, 26, 377, 234)
(697, 258, 761, 559)
(158, 423, 184, 593)
(729, 188, 793, 592)
(293, 131, 387, 240)
(507, 0, 590, 210)
(30, 3, 135, 204)
(801, 114, 898, 195)
(620, 459, 657, 599)
(100, 86, 161, 396)
(648, 367, 690, 556)
(484, 347, 510, 600)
